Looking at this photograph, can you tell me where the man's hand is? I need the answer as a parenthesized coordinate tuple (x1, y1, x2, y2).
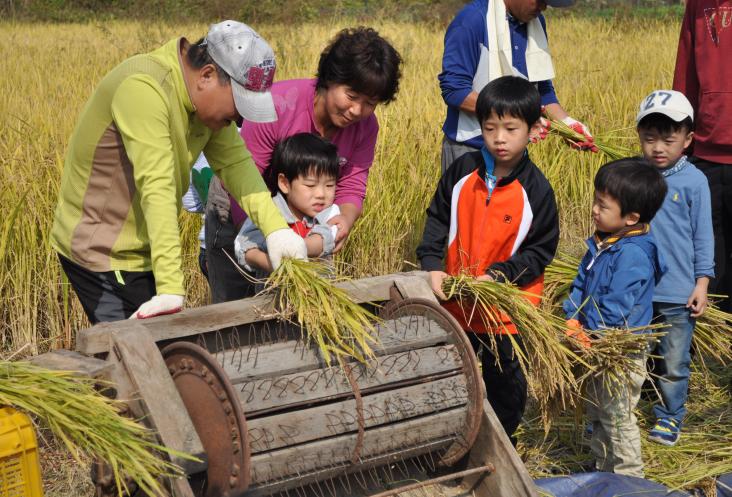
(562, 116, 598, 152)
(564, 318, 592, 349)
(130, 294, 184, 319)
(530, 114, 551, 144)
(266, 229, 307, 270)
(429, 271, 449, 300)
(687, 277, 710, 318)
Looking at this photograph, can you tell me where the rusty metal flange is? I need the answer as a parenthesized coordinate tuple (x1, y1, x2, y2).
(161, 341, 251, 497)
(379, 297, 485, 466)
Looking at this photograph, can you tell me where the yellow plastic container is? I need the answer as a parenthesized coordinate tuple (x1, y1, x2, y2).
(0, 407, 43, 497)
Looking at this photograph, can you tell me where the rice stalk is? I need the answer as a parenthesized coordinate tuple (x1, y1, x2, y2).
(442, 274, 583, 427)
(0, 361, 192, 497)
(547, 117, 636, 161)
(265, 258, 380, 365)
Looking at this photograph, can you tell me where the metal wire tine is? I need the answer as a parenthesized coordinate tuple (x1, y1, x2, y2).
(322, 473, 338, 497)
(396, 456, 411, 479)
(423, 451, 437, 473)
(214, 329, 225, 367)
(382, 460, 396, 482)
(294, 482, 307, 497)
(353, 468, 369, 491)
(311, 479, 327, 497)
(411, 453, 425, 474)
(368, 467, 381, 487)
(337, 472, 353, 494)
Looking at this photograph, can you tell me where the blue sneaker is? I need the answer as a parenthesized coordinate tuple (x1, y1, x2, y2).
(649, 418, 681, 446)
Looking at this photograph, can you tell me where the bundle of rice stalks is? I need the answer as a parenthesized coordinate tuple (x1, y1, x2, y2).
(693, 300, 732, 366)
(265, 258, 380, 365)
(442, 274, 582, 425)
(573, 327, 665, 398)
(547, 117, 635, 161)
(543, 253, 581, 309)
(0, 361, 189, 496)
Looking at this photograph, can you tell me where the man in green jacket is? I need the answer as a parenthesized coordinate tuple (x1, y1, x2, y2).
(51, 20, 306, 323)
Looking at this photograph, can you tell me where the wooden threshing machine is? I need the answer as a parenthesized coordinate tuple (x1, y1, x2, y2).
(33, 272, 539, 497)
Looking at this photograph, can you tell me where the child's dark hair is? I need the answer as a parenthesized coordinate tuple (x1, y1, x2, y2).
(267, 133, 340, 192)
(316, 27, 402, 104)
(475, 76, 541, 127)
(594, 158, 667, 223)
(637, 113, 693, 135)
(186, 38, 230, 85)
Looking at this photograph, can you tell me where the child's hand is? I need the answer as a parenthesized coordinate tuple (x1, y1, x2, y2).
(687, 277, 710, 317)
(564, 319, 591, 349)
(429, 271, 449, 300)
(476, 274, 494, 282)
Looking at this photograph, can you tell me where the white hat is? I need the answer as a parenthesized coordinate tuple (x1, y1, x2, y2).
(636, 90, 694, 124)
(205, 20, 277, 123)
(547, 0, 575, 7)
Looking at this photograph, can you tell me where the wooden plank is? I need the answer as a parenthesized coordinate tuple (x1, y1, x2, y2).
(30, 350, 113, 379)
(247, 375, 469, 452)
(393, 275, 438, 303)
(216, 314, 452, 384)
(76, 272, 432, 355)
(238, 345, 463, 414)
(111, 324, 207, 475)
(249, 406, 467, 487)
(462, 399, 538, 497)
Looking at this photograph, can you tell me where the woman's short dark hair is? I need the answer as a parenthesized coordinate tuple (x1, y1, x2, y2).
(186, 37, 230, 85)
(316, 27, 402, 104)
(475, 76, 541, 128)
(267, 133, 340, 192)
(594, 158, 667, 223)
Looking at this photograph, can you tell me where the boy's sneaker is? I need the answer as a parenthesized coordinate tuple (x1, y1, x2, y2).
(649, 418, 681, 446)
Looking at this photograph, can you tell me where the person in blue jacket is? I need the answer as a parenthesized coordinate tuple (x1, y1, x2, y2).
(563, 158, 667, 478)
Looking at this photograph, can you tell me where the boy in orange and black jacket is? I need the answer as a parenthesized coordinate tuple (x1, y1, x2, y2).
(417, 76, 559, 442)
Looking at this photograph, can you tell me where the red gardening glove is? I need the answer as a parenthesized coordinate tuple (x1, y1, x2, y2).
(562, 117, 599, 153)
(564, 318, 592, 349)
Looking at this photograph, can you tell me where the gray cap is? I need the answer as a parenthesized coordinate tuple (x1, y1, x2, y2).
(205, 20, 277, 123)
(546, 0, 575, 6)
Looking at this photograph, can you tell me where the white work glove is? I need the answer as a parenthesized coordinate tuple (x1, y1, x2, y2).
(561, 116, 598, 152)
(266, 228, 308, 270)
(129, 294, 184, 319)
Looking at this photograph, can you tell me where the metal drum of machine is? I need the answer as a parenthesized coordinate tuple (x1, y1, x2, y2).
(163, 297, 485, 496)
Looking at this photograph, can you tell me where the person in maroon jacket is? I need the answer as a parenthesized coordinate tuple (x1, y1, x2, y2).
(673, 0, 732, 307)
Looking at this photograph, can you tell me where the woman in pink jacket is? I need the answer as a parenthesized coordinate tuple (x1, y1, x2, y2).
(205, 27, 403, 302)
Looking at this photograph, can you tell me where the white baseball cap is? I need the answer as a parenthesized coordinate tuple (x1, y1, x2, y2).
(636, 90, 694, 124)
(205, 20, 277, 123)
(546, 0, 576, 7)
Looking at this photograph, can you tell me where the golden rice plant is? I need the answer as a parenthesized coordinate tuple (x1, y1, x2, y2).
(547, 117, 636, 161)
(442, 273, 583, 426)
(265, 258, 380, 364)
(0, 361, 193, 497)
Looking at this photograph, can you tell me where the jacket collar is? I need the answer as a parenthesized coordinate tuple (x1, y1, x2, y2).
(479, 150, 529, 186)
(658, 155, 689, 178)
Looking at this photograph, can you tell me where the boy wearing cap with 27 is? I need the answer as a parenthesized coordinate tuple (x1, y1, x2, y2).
(636, 90, 714, 446)
(51, 21, 307, 323)
(417, 75, 559, 442)
(563, 159, 667, 477)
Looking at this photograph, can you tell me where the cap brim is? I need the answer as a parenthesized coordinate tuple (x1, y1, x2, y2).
(232, 82, 277, 123)
(636, 108, 690, 124)
(547, 0, 575, 6)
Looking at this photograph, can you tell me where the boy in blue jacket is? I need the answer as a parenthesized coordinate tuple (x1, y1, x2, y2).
(636, 90, 714, 446)
(563, 158, 667, 477)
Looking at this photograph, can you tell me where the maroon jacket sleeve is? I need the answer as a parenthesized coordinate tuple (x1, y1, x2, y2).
(673, 0, 699, 113)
